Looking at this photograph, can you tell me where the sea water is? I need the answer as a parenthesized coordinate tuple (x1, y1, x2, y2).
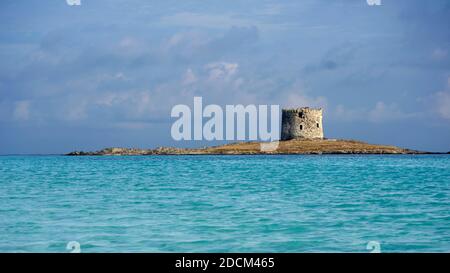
(0, 155, 449, 252)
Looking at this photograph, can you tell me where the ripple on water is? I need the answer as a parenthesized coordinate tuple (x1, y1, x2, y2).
(0, 155, 449, 252)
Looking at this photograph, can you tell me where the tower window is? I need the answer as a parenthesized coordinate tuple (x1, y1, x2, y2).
(317, 123, 320, 128)
(300, 125, 303, 130)
(299, 112, 304, 118)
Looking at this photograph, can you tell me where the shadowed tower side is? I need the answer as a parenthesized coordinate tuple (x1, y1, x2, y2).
(281, 107, 324, 140)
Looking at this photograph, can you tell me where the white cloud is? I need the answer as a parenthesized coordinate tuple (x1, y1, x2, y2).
(159, 12, 255, 29)
(163, 31, 209, 53)
(432, 77, 450, 120)
(283, 93, 327, 110)
(368, 101, 417, 123)
(182, 68, 197, 85)
(258, 3, 283, 16)
(279, 82, 327, 110)
(431, 48, 448, 60)
(13, 101, 30, 121)
(117, 37, 146, 55)
(330, 102, 420, 123)
(333, 104, 366, 122)
(97, 72, 130, 83)
(119, 37, 138, 48)
(435, 91, 450, 119)
(65, 101, 87, 121)
(205, 62, 239, 81)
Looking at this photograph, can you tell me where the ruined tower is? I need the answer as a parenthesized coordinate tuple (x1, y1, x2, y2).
(281, 107, 323, 140)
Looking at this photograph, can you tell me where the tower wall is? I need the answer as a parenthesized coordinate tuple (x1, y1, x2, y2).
(281, 107, 323, 140)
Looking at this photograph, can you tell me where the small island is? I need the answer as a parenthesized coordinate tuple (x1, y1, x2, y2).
(67, 107, 430, 156)
(67, 138, 426, 156)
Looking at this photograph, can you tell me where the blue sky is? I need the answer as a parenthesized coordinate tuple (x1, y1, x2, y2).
(0, 0, 449, 154)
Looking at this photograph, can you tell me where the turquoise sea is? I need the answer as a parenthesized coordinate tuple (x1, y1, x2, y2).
(0, 155, 449, 253)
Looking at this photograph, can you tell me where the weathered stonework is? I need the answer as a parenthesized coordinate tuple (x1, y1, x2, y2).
(281, 107, 323, 140)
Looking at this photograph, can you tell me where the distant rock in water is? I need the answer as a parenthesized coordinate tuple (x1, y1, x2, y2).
(66, 147, 190, 156)
(66, 139, 428, 156)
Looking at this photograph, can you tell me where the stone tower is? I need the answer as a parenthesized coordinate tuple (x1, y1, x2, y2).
(281, 107, 323, 140)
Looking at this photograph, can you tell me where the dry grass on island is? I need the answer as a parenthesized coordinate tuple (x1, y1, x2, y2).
(67, 139, 426, 155)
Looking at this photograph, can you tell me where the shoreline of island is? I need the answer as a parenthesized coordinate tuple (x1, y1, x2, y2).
(66, 139, 445, 156)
